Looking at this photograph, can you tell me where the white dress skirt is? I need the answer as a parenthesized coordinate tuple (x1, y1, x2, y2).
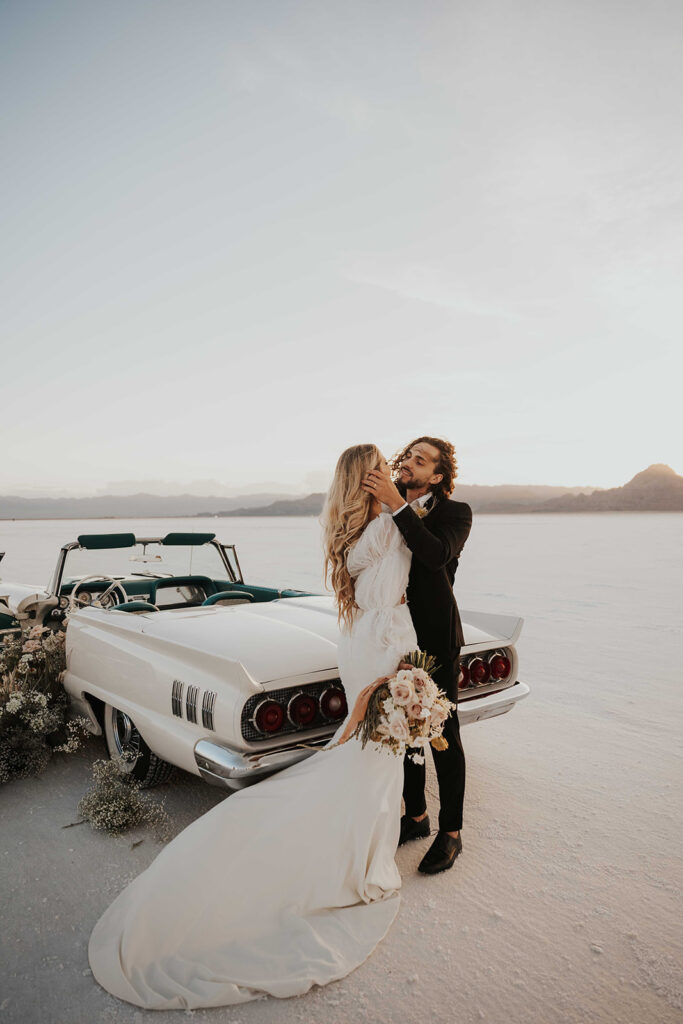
(88, 513, 417, 1009)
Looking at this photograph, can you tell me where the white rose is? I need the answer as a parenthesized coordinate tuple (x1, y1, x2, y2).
(389, 678, 415, 706)
(388, 714, 410, 742)
(430, 705, 448, 729)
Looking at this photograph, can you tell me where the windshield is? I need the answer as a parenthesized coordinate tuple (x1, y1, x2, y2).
(61, 540, 234, 587)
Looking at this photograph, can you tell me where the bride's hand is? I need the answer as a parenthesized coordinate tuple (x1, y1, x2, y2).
(338, 676, 390, 743)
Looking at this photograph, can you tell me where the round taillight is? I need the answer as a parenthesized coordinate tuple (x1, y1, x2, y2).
(288, 692, 318, 727)
(320, 686, 347, 722)
(458, 663, 471, 689)
(468, 658, 491, 685)
(253, 699, 284, 734)
(489, 653, 511, 680)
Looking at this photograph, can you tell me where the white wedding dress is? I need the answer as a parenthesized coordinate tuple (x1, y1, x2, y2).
(88, 513, 417, 1009)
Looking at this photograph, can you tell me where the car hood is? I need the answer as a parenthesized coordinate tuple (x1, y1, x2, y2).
(73, 596, 522, 686)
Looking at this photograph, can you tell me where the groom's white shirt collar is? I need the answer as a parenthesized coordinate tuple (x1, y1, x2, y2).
(390, 491, 432, 517)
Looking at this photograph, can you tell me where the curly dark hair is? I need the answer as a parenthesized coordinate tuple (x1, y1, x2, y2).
(389, 436, 458, 502)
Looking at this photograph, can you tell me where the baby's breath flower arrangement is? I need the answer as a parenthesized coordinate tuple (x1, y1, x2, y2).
(78, 756, 171, 841)
(0, 622, 90, 784)
(352, 650, 456, 764)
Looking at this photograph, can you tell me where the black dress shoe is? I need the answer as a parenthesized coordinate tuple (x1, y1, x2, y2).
(418, 831, 462, 874)
(398, 814, 431, 846)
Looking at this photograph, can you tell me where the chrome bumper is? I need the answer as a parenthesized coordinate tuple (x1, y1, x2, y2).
(458, 680, 530, 725)
(194, 737, 330, 791)
(194, 681, 530, 790)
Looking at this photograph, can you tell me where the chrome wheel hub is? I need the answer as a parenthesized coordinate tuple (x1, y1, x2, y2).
(112, 709, 141, 760)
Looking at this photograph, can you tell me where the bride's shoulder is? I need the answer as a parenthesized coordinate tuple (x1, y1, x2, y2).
(346, 514, 397, 572)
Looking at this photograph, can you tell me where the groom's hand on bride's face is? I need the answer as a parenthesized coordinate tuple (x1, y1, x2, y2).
(362, 466, 404, 511)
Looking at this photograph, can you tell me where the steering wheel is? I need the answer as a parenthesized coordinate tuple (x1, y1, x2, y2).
(70, 575, 130, 610)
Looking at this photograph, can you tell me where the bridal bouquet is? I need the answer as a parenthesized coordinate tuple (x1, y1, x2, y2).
(352, 651, 456, 765)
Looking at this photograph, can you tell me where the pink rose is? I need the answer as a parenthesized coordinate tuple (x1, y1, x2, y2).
(406, 700, 423, 720)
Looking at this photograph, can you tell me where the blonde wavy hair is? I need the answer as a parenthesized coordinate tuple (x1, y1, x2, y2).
(321, 444, 382, 629)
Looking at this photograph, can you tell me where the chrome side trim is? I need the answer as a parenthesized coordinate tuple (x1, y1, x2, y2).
(201, 690, 217, 730)
(186, 684, 199, 723)
(171, 679, 184, 717)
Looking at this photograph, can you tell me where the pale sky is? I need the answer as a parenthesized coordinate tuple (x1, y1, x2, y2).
(2, 0, 681, 496)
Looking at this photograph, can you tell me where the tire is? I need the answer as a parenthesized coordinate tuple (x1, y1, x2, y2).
(103, 703, 175, 787)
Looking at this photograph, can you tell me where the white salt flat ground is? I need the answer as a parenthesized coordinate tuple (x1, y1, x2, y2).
(1, 513, 681, 1023)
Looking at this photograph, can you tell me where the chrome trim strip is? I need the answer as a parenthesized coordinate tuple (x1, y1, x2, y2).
(186, 684, 199, 723)
(171, 679, 185, 717)
(201, 690, 217, 730)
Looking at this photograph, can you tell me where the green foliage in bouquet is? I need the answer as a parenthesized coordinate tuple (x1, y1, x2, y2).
(0, 624, 90, 784)
(401, 649, 440, 677)
(78, 756, 172, 840)
(353, 680, 393, 751)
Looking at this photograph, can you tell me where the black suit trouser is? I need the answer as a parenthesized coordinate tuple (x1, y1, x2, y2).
(402, 652, 466, 832)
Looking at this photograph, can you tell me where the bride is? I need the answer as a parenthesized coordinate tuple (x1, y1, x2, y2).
(88, 443, 418, 1009)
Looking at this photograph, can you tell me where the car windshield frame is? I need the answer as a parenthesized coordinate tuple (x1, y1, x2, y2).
(48, 535, 243, 595)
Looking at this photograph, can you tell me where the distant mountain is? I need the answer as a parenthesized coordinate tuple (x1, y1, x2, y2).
(0, 492, 293, 520)
(208, 483, 598, 517)
(205, 466, 682, 516)
(534, 464, 683, 512)
(209, 493, 327, 516)
(2, 467, 678, 519)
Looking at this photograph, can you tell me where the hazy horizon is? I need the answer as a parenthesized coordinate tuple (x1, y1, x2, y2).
(2, 1, 681, 494)
(1, 461, 676, 501)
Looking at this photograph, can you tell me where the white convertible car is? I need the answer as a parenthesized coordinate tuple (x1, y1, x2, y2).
(0, 532, 529, 790)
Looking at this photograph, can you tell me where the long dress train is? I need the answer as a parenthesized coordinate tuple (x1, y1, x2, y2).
(88, 512, 417, 1009)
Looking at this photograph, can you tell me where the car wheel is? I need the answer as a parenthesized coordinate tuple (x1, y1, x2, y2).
(103, 703, 175, 788)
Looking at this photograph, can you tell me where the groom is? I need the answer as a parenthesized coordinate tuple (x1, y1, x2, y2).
(362, 436, 472, 874)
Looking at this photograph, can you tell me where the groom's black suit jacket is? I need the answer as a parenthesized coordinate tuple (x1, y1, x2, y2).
(392, 496, 473, 699)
